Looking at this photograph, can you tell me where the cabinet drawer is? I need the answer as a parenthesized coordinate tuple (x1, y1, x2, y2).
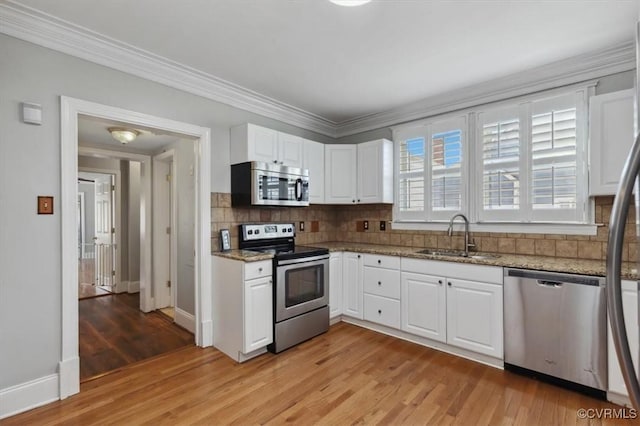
(363, 254, 400, 269)
(244, 261, 272, 281)
(363, 266, 400, 299)
(364, 294, 400, 329)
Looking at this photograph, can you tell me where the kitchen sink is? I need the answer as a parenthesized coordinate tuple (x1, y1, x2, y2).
(415, 249, 500, 260)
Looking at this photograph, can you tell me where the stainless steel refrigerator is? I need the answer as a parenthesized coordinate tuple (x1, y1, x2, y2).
(607, 20, 640, 409)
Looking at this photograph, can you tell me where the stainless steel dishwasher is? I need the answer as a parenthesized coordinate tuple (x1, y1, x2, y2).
(504, 268, 607, 393)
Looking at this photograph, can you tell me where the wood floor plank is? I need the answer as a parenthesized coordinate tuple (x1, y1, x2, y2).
(1, 322, 631, 425)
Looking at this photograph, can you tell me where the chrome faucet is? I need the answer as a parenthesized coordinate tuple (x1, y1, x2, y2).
(447, 214, 475, 257)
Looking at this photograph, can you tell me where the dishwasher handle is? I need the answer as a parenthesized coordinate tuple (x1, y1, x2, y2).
(537, 280, 563, 288)
(505, 268, 604, 287)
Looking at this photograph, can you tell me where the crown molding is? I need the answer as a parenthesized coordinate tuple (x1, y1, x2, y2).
(0, 1, 635, 140)
(0, 1, 338, 137)
(334, 41, 636, 138)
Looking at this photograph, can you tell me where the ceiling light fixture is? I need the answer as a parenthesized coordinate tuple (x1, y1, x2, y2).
(108, 127, 139, 144)
(329, 0, 371, 6)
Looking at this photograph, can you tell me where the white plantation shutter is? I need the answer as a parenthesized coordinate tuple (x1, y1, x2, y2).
(530, 92, 586, 222)
(428, 115, 467, 221)
(396, 128, 427, 220)
(477, 106, 522, 221)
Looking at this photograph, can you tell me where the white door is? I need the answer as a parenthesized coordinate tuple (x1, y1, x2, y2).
(153, 159, 172, 308)
(357, 140, 381, 204)
(325, 145, 357, 204)
(401, 272, 446, 342)
(342, 252, 363, 319)
(278, 132, 303, 168)
(446, 278, 503, 358)
(94, 174, 115, 289)
(302, 139, 325, 204)
(243, 276, 273, 353)
(329, 252, 343, 318)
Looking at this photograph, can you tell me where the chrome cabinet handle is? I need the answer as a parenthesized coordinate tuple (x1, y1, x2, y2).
(377, 309, 382, 314)
(438, 280, 443, 285)
(377, 281, 381, 286)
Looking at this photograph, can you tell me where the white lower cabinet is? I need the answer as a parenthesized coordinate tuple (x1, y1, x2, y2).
(342, 252, 364, 319)
(401, 272, 446, 343)
(329, 252, 343, 318)
(446, 278, 503, 358)
(212, 257, 273, 362)
(243, 276, 274, 353)
(608, 280, 639, 398)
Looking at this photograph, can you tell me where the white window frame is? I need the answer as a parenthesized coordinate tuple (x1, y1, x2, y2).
(392, 83, 596, 235)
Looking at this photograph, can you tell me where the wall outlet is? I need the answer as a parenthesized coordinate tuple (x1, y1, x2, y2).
(299, 221, 305, 231)
(380, 221, 386, 231)
(363, 220, 369, 230)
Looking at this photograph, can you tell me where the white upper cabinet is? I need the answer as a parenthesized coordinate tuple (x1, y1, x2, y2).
(230, 123, 302, 168)
(325, 144, 358, 204)
(302, 138, 325, 204)
(357, 139, 394, 204)
(589, 89, 635, 196)
(325, 139, 393, 204)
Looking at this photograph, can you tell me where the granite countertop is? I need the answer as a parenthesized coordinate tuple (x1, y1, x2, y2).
(212, 242, 639, 280)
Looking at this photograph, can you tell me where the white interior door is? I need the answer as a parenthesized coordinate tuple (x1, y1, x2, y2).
(153, 158, 173, 308)
(94, 174, 115, 289)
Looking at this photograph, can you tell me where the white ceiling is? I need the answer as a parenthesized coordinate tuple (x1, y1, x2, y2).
(15, 0, 639, 124)
(78, 115, 184, 154)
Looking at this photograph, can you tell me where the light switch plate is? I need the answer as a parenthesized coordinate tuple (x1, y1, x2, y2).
(38, 196, 53, 214)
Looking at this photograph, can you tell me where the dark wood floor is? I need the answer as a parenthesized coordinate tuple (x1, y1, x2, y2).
(79, 293, 194, 381)
(4, 322, 630, 425)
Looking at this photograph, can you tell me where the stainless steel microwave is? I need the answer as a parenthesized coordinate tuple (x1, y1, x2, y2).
(231, 161, 310, 207)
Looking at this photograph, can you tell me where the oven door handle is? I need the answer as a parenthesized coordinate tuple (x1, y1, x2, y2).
(277, 254, 329, 266)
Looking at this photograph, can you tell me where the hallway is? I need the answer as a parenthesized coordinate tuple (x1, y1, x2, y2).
(79, 293, 193, 381)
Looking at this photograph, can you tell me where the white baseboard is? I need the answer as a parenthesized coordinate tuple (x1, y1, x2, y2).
(0, 374, 59, 419)
(607, 391, 632, 407)
(175, 307, 195, 333)
(128, 281, 140, 293)
(58, 357, 79, 399)
(115, 280, 129, 294)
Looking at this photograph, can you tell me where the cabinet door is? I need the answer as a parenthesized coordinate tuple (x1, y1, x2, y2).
(248, 124, 279, 164)
(357, 140, 382, 204)
(589, 89, 635, 196)
(325, 145, 357, 204)
(446, 278, 503, 358)
(608, 280, 639, 396)
(303, 139, 325, 204)
(401, 272, 446, 342)
(329, 253, 343, 318)
(342, 252, 363, 319)
(278, 132, 303, 168)
(243, 276, 273, 353)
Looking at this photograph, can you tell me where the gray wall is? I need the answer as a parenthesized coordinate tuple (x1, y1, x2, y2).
(0, 33, 332, 390)
(128, 162, 141, 283)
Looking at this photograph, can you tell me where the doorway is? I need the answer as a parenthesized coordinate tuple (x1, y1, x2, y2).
(60, 97, 212, 398)
(77, 170, 119, 300)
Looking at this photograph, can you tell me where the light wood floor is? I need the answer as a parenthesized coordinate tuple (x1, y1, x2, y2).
(2, 322, 631, 425)
(78, 258, 111, 299)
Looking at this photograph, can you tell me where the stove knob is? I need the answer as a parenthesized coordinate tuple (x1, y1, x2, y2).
(255, 230, 260, 235)
(288, 228, 293, 232)
(247, 230, 253, 235)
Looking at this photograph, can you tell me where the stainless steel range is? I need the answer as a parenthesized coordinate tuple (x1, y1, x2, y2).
(239, 223, 329, 353)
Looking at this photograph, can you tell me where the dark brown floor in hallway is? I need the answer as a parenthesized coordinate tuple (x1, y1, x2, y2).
(79, 293, 194, 381)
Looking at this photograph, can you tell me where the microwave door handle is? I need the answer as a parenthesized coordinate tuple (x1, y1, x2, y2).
(295, 178, 303, 201)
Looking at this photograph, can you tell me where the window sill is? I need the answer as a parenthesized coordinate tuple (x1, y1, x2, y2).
(391, 221, 598, 236)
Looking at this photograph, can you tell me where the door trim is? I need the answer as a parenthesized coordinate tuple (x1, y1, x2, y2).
(60, 96, 212, 399)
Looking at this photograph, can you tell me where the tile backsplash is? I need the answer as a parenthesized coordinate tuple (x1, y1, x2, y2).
(211, 193, 637, 261)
